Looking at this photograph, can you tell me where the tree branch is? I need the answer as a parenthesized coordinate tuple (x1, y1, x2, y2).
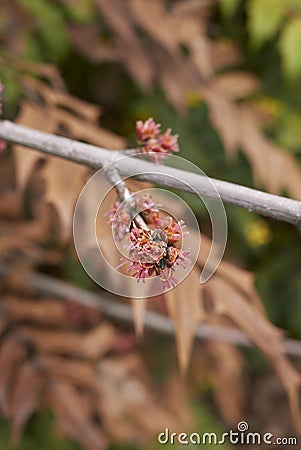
(102, 164, 150, 231)
(0, 120, 300, 225)
(1, 263, 301, 357)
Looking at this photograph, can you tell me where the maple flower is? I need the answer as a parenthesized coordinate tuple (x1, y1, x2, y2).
(105, 193, 165, 243)
(123, 218, 191, 287)
(136, 117, 161, 143)
(104, 200, 131, 241)
(105, 113, 189, 289)
(137, 193, 159, 214)
(135, 117, 179, 163)
(158, 128, 179, 153)
(105, 192, 191, 288)
(136, 194, 165, 228)
(130, 228, 151, 248)
(163, 218, 187, 244)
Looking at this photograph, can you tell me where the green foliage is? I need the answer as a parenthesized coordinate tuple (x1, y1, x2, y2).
(279, 18, 301, 82)
(63, 0, 94, 23)
(287, 0, 301, 15)
(17, 0, 70, 62)
(256, 227, 301, 339)
(0, 69, 21, 118)
(220, 0, 242, 18)
(275, 110, 301, 152)
(244, 0, 301, 82)
(247, 0, 285, 48)
(0, 411, 81, 450)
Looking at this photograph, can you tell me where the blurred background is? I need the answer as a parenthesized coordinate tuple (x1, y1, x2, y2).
(0, 0, 301, 449)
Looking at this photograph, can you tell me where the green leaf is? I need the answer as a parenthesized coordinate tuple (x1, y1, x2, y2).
(276, 111, 301, 151)
(279, 18, 301, 82)
(17, 0, 69, 62)
(64, 0, 94, 24)
(220, 0, 242, 18)
(248, 0, 285, 48)
(287, 0, 301, 14)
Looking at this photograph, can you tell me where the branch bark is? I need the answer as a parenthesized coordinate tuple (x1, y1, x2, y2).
(1, 263, 301, 357)
(0, 119, 301, 225)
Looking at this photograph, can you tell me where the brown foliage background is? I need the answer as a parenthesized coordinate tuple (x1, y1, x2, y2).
(1, 0, 301, 448)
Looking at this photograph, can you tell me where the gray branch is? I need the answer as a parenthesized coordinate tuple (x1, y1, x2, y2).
(1, 263, 301, 357)
(0, 120, 301, 226)
(102, 165, 149, 230)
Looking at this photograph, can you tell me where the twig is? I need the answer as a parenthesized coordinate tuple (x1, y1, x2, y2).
(102, 165, 130, 201)
(0, 120, 300, 226)
(102, 165, 149, 231)
(1, 264, 301, 357)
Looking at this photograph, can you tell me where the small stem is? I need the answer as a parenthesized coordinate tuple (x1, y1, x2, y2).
(102, 165, 149, 231)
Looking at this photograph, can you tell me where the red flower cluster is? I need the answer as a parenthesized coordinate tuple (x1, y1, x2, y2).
(104, 199, 132, 241)
(136, 118, 179, 163)
(105, 193, 163, 241)
(125, 221, 190, 289)
(105, 119, 188, 289)
(108, 193, 191, 289)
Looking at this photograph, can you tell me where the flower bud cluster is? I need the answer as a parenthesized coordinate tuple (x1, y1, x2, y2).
(135, 118, 179, 163)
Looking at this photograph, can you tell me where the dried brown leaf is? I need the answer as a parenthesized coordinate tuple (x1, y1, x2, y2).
(197, 232, 266, 314)
(172, 0, 214, 16)
(240, 106, 301, 199)
(95, 0, 153, 89)
(0, 192, 21, 219)
(173, 8, 213, 80)
(164, 374, 194, 428)
(67, 24, 118, 62)
(9, 58, 65, 90)
(131, 299, 147, 337)
(202, 85, 240, 156)
(97, 355, 184, 443)
(43, 157, 86, 240)
(129, 0, 178, 54)
(210, 39, 241, 70)
(208, 341, 245, 425)
(68, 24, 117, 62)
(47, 381, 107, 450)
(0, 214, 53, 246)
(51, 107, 125, 149)
(213, 72, 260, 100)
(203, 92, 301, 197)
(205, 276, 301, 428)
(22, 77, 101, 122)
(0, 337, 27, 414)
(9, 362, 44, 445)
(14, 103, 56, 190)
(1, 297, 67, 327)
(40, 356, 97, 389)
(156, 49, 199, 112)
(13, 80, 126, 240)
(19, 323, 117, 359)
(165, 269, 205, 372)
